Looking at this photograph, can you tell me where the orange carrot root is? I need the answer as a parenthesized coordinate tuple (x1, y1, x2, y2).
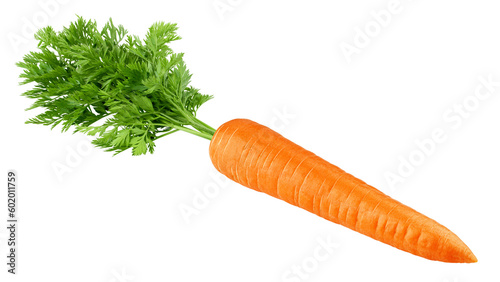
(209, 119, 477, 263)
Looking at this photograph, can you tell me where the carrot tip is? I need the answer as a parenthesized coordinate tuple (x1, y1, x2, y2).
(443, 234, 478, 263)
(467, 252, 478, 263)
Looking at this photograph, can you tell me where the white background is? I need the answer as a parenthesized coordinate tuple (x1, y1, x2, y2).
(1, 0, 499, 281)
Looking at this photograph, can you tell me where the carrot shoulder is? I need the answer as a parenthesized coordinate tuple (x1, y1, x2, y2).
(209, 119, 477, 263)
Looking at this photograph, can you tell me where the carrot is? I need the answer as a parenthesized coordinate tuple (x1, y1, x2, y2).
(209, 119, 477, 263)
(19, 18, 477, 263)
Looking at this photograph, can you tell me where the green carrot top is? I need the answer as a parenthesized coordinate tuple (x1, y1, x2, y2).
(17, 16, 215, 155)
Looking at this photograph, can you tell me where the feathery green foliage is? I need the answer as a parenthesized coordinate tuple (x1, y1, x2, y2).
(17, 17, 215, 155)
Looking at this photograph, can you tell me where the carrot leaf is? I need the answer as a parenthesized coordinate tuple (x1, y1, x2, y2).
(17, 16, 215, 155)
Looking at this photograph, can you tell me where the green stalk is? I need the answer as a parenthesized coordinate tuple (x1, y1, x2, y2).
(17, 17, 216, 155)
